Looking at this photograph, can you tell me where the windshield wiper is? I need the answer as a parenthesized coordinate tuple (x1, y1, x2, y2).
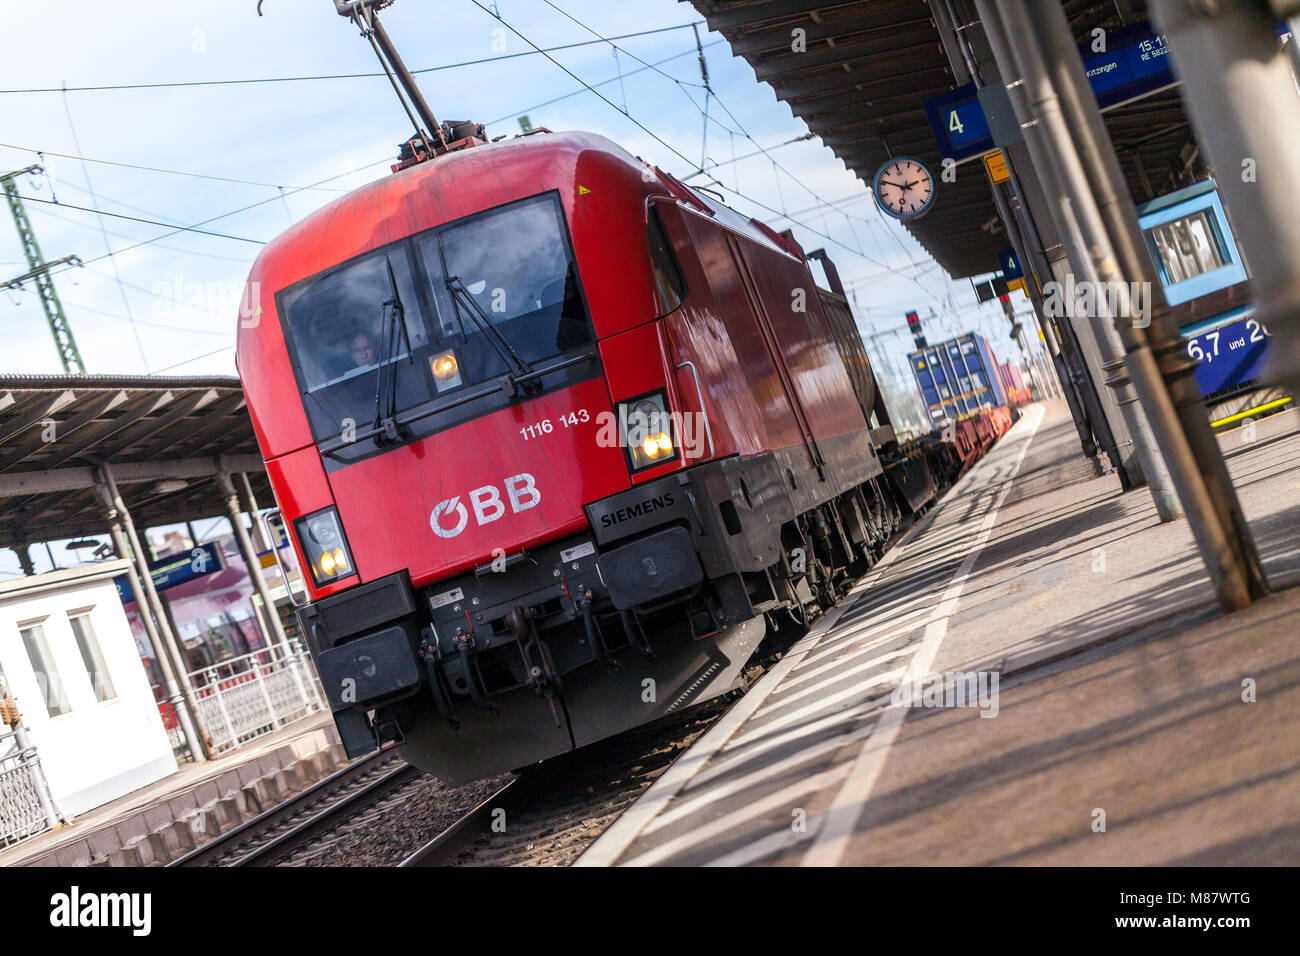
(371, 255, 413, 445)
(444, 275, 542, 398)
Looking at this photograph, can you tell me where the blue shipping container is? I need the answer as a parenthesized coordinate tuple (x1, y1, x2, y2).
(909, 333, 1007, 423)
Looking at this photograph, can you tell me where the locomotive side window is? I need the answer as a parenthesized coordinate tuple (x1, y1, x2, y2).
(647, 207, 686, 316)
(280, 246, 432, 441)
(417, 192, 593, 386)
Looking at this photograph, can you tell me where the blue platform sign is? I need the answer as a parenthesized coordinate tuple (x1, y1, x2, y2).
(1185, 315, 1271, 396)
(996, 248, 1024, 280)
(923, 86, 995, 162)
(925, 25, 1175, 161)
(1083, 31, 1174, 107)
(114, 541, 226, 604)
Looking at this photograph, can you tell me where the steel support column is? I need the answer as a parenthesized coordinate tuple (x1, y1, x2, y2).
(936, 0, 1126, 473)
(976, 0, 1175, 507)
(95, 468, 210, 761)
(982, 0, 1259, 610)
(217, 471, 289, 649)
(235, 471, 271, 554)
(1023, 0, 1269, 598)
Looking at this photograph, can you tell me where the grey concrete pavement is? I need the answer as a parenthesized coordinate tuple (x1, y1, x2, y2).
(578, 401, 1300, 866)
(829, 582, 1300, 865)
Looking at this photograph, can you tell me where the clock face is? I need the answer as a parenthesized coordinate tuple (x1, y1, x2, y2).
(873, 158, 935, 220)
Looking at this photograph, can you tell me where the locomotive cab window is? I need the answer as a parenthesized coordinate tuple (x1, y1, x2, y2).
(648, 207, 685, 316)
(417, 191, 593, 386)
(276, 191, 594, 450)
(279, 246, 433, 442)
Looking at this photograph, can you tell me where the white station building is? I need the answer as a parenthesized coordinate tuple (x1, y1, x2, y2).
(0, 560, 176, 818)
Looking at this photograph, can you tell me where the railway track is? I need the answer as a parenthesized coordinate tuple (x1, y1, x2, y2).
(166, 690, 740, 868)
(169, 748, 424, 867)
(401, 693, 741, 867)
(173, 570, 864, 867)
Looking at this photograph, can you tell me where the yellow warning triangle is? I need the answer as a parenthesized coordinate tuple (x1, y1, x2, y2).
(578, 185, 592, 195)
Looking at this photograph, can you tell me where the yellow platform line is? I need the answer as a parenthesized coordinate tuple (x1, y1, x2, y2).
(1210, 397, 1294, 428)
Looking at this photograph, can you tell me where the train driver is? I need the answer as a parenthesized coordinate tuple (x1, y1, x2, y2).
(348, 331, 377, 369)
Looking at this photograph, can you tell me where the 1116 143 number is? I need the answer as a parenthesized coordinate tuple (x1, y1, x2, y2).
(519, 408, 590, 441)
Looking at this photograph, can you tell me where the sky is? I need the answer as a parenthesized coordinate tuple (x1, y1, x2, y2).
(0, 0, 1034, 573)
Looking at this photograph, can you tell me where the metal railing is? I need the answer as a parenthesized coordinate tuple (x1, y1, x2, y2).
(0, 726, 61, 848)
(187, 641, 323, 755)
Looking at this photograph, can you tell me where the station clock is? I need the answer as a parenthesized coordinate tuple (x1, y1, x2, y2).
(873, 157, 936, 220)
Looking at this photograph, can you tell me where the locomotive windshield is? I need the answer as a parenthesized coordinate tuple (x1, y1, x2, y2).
(421, 193, 592, 363)
(280, 248, 430, 441)
(277, 191, 594, 449)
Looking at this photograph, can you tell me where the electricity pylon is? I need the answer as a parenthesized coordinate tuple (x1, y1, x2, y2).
(2, 165, 85, 374)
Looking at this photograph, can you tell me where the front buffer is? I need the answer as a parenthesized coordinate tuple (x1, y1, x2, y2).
(300, 453, 791, 783)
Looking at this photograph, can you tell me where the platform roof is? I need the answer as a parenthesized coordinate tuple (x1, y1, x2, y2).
(687, 0, 1193, 279)
(0, 374, 269, 551)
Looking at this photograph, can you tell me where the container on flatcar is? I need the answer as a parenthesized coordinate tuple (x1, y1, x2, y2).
(908, 332, 1008, 422)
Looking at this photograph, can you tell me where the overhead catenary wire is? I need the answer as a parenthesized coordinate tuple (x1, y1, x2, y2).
(29, 157, 395, 281)
(0, 142, 347, 193)
(21, 37, 732, 285)
(61, 88, 150, 372)
(691, 22, 713, 171)
(0, 23, 708, 94)
(150, 344, 236, 375)
(7, 29, 744, 380)
(21, 18, 726, 380)
(686, 132, 814, 180)
(3, 20, 728, 378)
(78, 264, 246, 321)
(15, 41, 718, 286)
(60, 299, 237, 336)
(6, 9, 966, 374)
(28, 185, 260, 263)
(519, 0, 947, 308)
(465, 1, 702, 173)
(19, 196, 265, 245)
(484, 39, 729, 127)
(538, 1, 741, 140)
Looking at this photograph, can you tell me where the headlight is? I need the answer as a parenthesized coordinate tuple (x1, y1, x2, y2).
(294, 507, 356, 587)
(429, 349, 463, 392)
(620, 391, 677, 471)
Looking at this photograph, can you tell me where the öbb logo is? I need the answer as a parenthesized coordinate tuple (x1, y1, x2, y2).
(430, 473, 541, 539)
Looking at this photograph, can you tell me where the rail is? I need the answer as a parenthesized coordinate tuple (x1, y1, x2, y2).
(169, 749, 410, 867)
(399, 778, 520, 867)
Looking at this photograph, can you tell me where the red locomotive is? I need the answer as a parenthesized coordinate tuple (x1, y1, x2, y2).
(237, 124, 924, 780)
(234, 0, 1008, 784)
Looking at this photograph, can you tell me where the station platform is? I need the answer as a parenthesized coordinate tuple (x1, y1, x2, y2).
(578, 401, 1300, 866)
(3, 712, 344, 867)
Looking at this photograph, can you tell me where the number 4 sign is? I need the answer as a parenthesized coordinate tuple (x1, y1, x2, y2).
(996, 248, 1024, 280)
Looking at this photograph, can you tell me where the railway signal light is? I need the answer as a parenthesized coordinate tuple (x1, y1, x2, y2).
(907, 310, 927, 350)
